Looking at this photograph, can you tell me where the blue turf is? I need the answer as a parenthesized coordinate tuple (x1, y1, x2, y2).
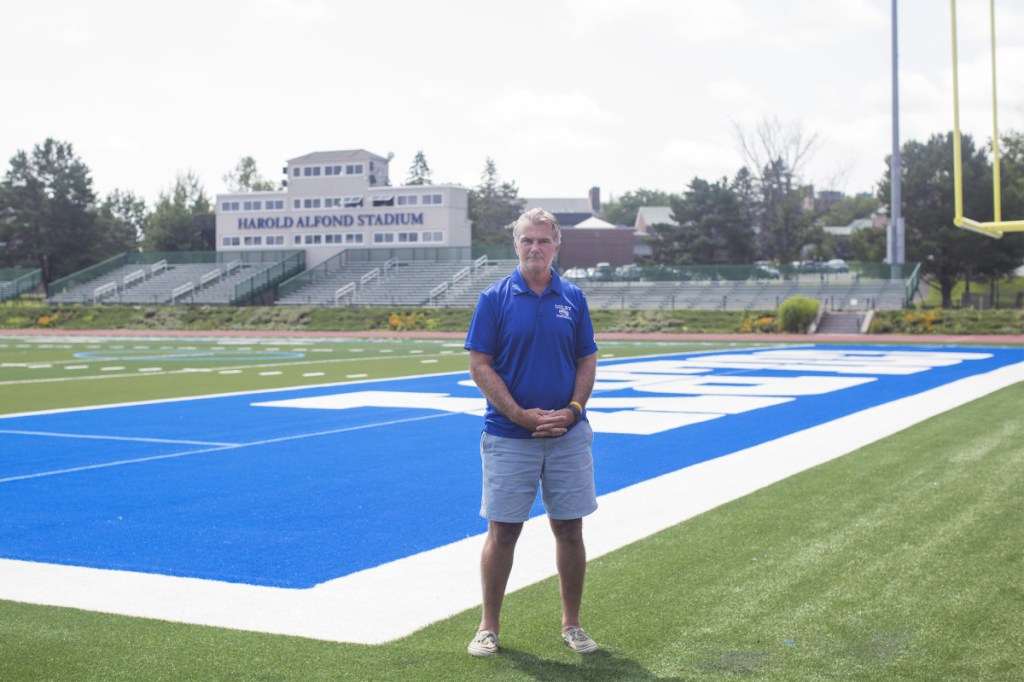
(0, 344, 1019, 588)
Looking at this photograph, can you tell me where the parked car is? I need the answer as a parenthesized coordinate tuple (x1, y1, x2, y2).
(753, 261, 781, 279)
(562, 267, 589, 281)
(615, 264, 640, 281)
(591, 262, 614, 281)
(824, 258, 849, 273)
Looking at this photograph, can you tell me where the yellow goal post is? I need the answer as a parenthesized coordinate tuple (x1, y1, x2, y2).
(950, 0, 1024, 238)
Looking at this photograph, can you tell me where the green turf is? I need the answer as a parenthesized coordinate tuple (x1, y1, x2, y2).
(0, 337, 1020, 680)
(0, 336, 768, 414)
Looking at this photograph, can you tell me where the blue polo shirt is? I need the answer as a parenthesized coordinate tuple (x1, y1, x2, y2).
(465, 266, 598, 438)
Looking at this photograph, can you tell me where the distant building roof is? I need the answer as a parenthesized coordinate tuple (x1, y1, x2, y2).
(823, 217, 874, 237)
(634, 206, 677, 235)
(523, 197, 594, 214)
(574, 216, 618, 229)
(637, 206, 676, 226)
(287, 149, 389, 164)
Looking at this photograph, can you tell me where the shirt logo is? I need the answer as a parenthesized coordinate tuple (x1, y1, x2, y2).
(554, 304, 573, 321)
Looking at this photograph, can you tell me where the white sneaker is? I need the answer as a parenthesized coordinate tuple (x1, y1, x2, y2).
(562, 626, 598, 653)
(467, 630, 499, 657)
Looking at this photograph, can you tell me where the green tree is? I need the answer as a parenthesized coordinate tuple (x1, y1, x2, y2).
(96, 189, 146, 254)
(758, 158, 815, 262)
(405, 150, 432, 186)
(667, 177, 757, 264)
(468, 158, 524, 246)
(735, 118, 819, 262)
(602, 188, 675, 226)
(730, 167, 762, 241)
(223, 156, 278, 192)
(999, 130, 1024, 220)
(143, 171, 213, 251)
(0, 138, 104, 283)
(848, 224, 887, 262)
(878, 132, 1024, 308)
(820, 193, 880, 227)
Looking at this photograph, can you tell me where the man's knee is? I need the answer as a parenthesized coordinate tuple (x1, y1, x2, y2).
(488, 520, 524, 549)
(550, 518, 583, 545)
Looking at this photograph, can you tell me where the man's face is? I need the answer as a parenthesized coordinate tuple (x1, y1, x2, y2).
(514, 221, 560, 277)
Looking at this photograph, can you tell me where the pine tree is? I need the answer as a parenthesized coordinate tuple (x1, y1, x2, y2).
(405, 150, 432, 186)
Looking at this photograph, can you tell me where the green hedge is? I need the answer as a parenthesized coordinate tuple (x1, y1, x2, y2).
(1, 303, 1021, 336)
(778, 296, 819, 333)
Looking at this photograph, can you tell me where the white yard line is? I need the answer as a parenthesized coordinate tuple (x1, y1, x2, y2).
(0, 361, 1019, 644)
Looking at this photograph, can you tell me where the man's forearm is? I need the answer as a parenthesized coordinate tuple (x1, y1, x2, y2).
(469, 353, 524, 425)
(572, 353, 597, 408)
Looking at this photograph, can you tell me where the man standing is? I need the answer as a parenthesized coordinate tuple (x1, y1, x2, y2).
(464, 207, 599, 657)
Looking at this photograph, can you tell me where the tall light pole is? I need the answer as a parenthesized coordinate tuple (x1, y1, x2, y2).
(889, 0, 905, 271)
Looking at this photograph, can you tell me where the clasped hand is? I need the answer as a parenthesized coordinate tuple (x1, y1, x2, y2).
(521, 407, 575, 438)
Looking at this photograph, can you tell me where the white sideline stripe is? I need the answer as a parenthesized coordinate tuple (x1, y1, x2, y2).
(0, 361, 1020, 644)
(0, 429, 235, 447)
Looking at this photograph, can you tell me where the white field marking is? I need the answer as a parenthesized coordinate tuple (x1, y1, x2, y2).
(65, 365, 89, 370)
(0, 368, 471, 421)
(219, 370, 242, 375)
(138, 368, 162, 373)
(346, 373, 368, 379)
(420, 359, 438, 364)
(99, 366, 125, 372)
(259, 371, 283, 376)
(302, 372, 325, 378)
(0, 352, 453, 387)
(0, 430, 238, 449)
(27, 364, 52, 369)
(0, 361, 1019, 643)
(0, 410, 465, 485)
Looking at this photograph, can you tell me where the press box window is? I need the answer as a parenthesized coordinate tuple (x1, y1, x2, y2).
(397, 195, 418, 206)
(372, 196, 394, 207)
(221, 201, 240, 211)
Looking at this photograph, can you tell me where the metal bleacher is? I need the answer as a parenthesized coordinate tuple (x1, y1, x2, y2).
(277, 256, 522, 308)
(47, 251, 304, 306)
(275, 257, 913, 311)
(577, 276, 911, 312)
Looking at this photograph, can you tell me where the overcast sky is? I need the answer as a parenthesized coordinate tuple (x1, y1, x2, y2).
(2, 0, 1022, 208)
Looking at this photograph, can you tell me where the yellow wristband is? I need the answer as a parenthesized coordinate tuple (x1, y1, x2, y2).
(567, 401, 583, 420)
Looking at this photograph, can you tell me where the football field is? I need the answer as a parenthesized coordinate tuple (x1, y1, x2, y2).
(0, 332, 1021, 680)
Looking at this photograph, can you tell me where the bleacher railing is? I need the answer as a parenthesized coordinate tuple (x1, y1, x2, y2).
(228, 251, 305, 305)
(565, 262, 919, 284)
(0, 268, 42, 302)
(46, 250, 303, 304)
(276, 250, 352, 300)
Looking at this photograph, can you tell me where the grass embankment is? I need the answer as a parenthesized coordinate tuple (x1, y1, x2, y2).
(2, 303, 1023, 335)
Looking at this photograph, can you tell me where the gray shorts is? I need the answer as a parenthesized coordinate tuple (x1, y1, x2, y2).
(479, 421, 598, 522)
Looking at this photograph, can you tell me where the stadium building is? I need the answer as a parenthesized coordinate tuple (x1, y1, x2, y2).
(215, 150, 471, 268)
